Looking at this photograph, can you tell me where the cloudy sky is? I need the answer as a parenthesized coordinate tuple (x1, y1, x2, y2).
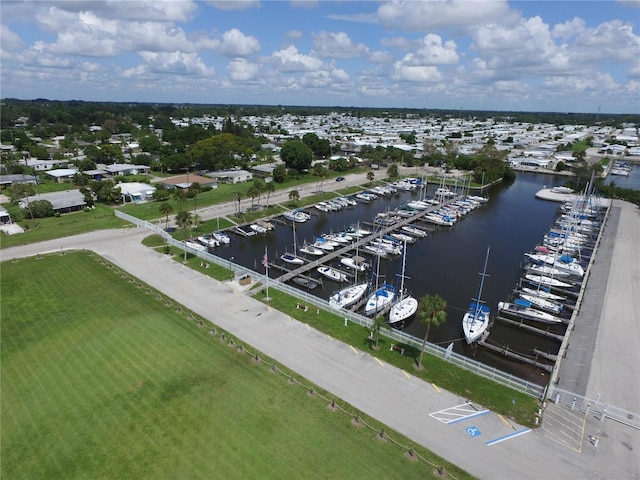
(1, 0, 639, 113)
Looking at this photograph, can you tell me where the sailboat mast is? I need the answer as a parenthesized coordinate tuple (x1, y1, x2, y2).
(397, 240, 408, 301)
(475, 246, 490, 305)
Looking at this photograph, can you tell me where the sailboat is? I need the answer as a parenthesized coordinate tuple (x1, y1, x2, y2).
(280, 221, 304, 265)
(462, 246, 491, 344)
(388, 240, 417, 328)
(329, 240, 369, 309)
(363, 255, 396, 316)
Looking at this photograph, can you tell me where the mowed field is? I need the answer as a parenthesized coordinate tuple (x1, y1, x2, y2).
(1, 252, 470, 480)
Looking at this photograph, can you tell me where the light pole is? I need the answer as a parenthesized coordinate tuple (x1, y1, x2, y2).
(229, 257, 235, 281)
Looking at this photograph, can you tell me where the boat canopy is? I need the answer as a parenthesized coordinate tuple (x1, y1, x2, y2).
(468, 302, 490, 313)
(559, 254, 574, 263)
(514, 298, 531, 308)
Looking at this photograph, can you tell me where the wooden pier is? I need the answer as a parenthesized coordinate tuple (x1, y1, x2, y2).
(478, 340, 554, 373)
(494, 315, 565, 341)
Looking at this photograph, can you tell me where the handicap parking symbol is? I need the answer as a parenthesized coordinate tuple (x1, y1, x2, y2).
(466, 426, 481, 438)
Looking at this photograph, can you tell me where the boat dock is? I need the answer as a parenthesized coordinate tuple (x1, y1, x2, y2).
(494, 315, 565, 340)
(478, 340, 554, 373)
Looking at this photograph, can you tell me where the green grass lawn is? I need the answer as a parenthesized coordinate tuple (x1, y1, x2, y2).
(0, 205, 128, 249)
(259, 289, 540, 427)
(1, 252, 472, 480)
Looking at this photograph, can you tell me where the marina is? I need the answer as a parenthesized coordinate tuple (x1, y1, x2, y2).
(208, 172, 609, 385)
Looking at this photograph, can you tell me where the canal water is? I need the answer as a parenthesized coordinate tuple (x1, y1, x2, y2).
(216, 172, 591, 384)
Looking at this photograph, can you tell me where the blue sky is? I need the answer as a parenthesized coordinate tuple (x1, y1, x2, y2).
(1, 1, 639, 114)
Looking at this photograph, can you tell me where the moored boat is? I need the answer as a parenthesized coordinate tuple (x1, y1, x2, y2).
(329, 282, 369, 309)
(462, 247, 491, 344)
(498, 299, 562, 324)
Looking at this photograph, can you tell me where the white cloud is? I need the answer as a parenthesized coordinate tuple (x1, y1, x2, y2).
(219, 28, 260, 57)
(227, 58, 259, 81)
(272, 45, 323, 72)
(377, 0, 515, 31)
(380, 36, 415, 51)
(1, 25, 25, 57)
(312, 31, 368, 58)
(206, 1, 260, 11)
(413, 34, 459, 65)
(392, 64, 442, 82)
(127, 51, 215, 76)
(286, 30, 303, 39)
(368, 50, 394, 63)
(552, 18, 586, 39)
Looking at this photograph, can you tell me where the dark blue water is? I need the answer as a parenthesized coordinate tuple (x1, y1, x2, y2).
(605, 162, 640, 190)
(217, 173, 574, 382)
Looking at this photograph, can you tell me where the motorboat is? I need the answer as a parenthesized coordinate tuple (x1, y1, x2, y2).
(462, 247, 491, 344)
(329, 282, 369, 309)
(424, 213, 455, 227)
(364, 283, 396, 316)
(435, 187, 456, 197)
(313, 237, 335, 251)
(524, 253, 584, 277)
(197, 234, 220, 248)
(212, 231, 231, 245)
(185, 240, 207, 252)
(292, 276, 320, 289)
(389, 232, 415, 244)
(250, 223, 267, 234)
(498, 299, 562, 324)
(340, 256, 370, 272)
(283, 209, 310, 223)
(299, 243, 324, 256)
(317, 266, 348, 282)
(401, 225, 427, 237)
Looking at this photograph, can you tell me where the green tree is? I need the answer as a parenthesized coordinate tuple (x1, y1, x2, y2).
(280, 140, 313, 172)
(366, 171, 375, 183)
(175, 210, 193, 263)
(272, 164, 287, 183)
(312, 163, 328, 192)
(246, 185, 260, 207)
(416, 294, 447, 370)
(29, 199, 54, 218)
(172, 188, 187, 213)
(288, 189, 300, 206)
(387, 164, 399, 179)
(555, 161, 566, 172)
(159, 202, 173, 231)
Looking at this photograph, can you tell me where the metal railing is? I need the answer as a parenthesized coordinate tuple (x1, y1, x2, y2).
(548, 387, 639, 430)
(116, 209, 545, 398)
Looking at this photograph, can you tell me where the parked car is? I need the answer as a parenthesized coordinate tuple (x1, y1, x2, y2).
(336, 176, 345, 182)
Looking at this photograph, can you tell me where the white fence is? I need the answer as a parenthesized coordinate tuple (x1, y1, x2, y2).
(116, 210, 546, 398)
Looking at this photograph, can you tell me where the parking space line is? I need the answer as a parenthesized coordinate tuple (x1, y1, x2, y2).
(485, 428, 531, 446)
(349, 345, 358, 355)
(447, 409, 491, 425)
(401, 370, 410, 379)
(374, 357, 384, 367)
(431, 383, 441, 394)
(497, 413, 514, 429)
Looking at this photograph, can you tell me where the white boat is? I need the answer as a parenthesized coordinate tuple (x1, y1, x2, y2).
(283, 209, 310, 223)
(185, 240, 207, 252)
(388, 241, 417, 328)
(362, 244, 388, 257)
(368, 239, 401, 256)
(435, 187, 456, 197)
(364, 283, 396, 316)
(280, 253, 304, 265)
(329, 282, 369, 309)
(340, 256, 370, 272)
(462, 247, 491, 344)
(389, 232, 415, 244)
(299, 243, 324, 256)
(498, 300, 563, 324)
(519, 293, 563, 315)
(524, 253, 584, 277)
(280, 220, 304, 265)
(197, 234, 220, 248)
(346, 226, 371, 237)
(525, 274, 573, 289)
(424, 213, 455, 227)
(315, 202, 330, 212)
(521, 286, 566, 302)
(212, 231, 231, 245)
(401, 225, 427, 237)
(317, 266, 348, 282)
(526, 264, 570, 277)
(250, 223, 267, 234)
(320, 235, 341, 247)
(313, 237, 334, 251)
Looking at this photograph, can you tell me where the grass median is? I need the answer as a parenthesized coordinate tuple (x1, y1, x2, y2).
(1, 252, 472, 480)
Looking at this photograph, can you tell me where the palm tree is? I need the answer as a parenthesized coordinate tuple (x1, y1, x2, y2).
(288, 189, 300, 206)
(159, 202, 173, 231)
(370, 315, 388, 349)
(175, 210, 193, 263)
(172, 188, 187, 213)
(366, 171, 375, 183)
(246, 185, 259, 208)
(416, 294, 447, 369)
(264, 181, 276, 207)
(234, 192, 243, 216)
(189, 182, 202, 226)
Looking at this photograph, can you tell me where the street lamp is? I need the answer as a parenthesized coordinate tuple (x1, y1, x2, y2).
(229, 257, 235, 281)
